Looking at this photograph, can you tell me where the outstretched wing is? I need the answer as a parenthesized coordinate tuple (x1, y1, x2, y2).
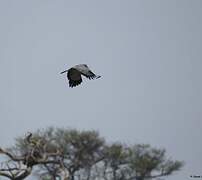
(74, 64, 101, 80)
(81, 70, 97, 79)
(67, 68, 82, 87)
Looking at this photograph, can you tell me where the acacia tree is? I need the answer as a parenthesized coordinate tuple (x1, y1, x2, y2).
(0, 127, 184, 180)
(46, 128, 105, 180)
(95, 144, 183, 180)
(13, 127, 106, 180)
(0, 130, 63, 180)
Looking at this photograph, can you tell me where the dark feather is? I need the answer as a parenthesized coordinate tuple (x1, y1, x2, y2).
(67, 68, 82, 87)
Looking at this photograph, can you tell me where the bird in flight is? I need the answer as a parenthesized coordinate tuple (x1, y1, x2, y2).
(60, 64, 101, 87)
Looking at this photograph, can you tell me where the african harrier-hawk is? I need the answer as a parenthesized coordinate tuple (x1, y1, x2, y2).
(60, 64, 101, 87)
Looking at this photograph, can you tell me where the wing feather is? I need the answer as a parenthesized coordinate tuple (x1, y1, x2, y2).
(73, 65, 99, 79)
(67, 68, 82, 87)
(81, 70, 97, 79)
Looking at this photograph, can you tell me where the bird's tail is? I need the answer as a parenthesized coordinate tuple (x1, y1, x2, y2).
(60, 70, 68, 74)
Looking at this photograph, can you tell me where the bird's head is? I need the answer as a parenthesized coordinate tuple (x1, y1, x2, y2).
(26, 132, 32, 137)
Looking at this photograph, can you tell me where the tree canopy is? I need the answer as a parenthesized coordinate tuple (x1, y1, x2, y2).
(0, 127, 184, 180)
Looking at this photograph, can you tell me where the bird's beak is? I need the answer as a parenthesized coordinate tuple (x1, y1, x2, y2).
(96, 75, 101, 79)
(60, 70, 68, 74)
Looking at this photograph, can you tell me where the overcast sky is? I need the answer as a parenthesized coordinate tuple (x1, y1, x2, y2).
(0, 1, 202, 179)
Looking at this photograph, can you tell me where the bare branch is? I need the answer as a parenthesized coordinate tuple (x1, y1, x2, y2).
(0, 148, 24, 162)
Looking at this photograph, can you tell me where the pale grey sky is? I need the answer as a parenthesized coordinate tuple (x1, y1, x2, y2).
(0, 1, 202, 179)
